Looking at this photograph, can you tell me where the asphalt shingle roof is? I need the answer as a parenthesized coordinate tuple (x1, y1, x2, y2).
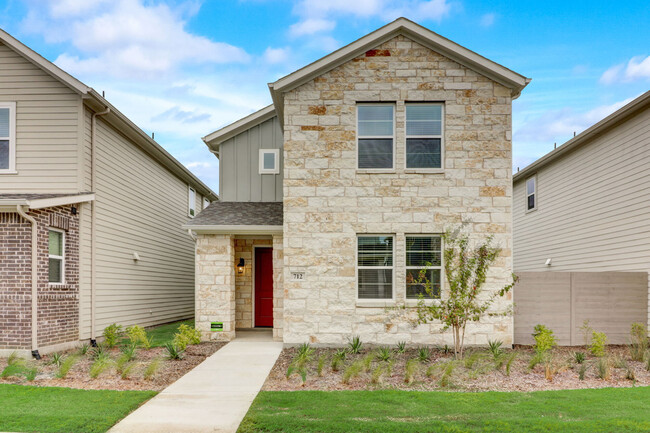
(186, 201, 283, 226)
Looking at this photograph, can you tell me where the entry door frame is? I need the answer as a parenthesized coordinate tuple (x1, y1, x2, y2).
(252, 245, 273, 328)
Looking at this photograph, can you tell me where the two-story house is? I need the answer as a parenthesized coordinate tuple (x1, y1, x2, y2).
(186, 18, 530, 345)
(0, 29, 217, 357)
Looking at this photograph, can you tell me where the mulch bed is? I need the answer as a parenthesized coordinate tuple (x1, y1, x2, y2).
(0, 342, 225, 391)
(264, 345, 650, 392)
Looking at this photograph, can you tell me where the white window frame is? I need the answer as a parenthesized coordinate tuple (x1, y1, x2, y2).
(356, 103, 395, 171)
(405, 234, 443, 300)
(404, 102, 444, 172)
(259, 149, 280, 174)
(48, 228, 65, 285)
(0, 101, 17, 174)
(356, 234, 395, 302)
(188, 186, 196, 217)
(526, 175, 537, 212)
(203, 197, 210, 210)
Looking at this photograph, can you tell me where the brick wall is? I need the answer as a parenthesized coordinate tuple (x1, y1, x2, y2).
(282, 35, 514, 346)
(0, 205, 80, 350)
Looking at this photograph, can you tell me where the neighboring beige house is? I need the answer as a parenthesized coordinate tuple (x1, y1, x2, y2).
(187, 18, 530, 346)
(0, 29, 217, 357)
(513, 91, 650, 333)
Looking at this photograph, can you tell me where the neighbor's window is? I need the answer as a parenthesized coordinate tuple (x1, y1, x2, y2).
(526, 176, 536, 211)
(203, 197, 210, 210)
(405, 103, 443, 169)
(357, 104, 394, 169)
(48, 229, 64, 284)
(188, 187, 196, 217)
(259, 149, 280, 174)
(0, 102, 16, 173)
(357, 235, 393, 299)
(406, 236, 442, 299)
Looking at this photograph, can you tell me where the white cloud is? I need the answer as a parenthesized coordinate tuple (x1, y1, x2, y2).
(21, 0, 249, 79)
(480, 12, 495, 28)
(289, 18, 336, 37)
(600, 55, 650, 84)
(514, 96, 636, 144)
(263, 47, 291, 64)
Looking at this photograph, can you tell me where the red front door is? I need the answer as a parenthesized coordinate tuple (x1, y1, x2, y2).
(254, 248, 274, 327)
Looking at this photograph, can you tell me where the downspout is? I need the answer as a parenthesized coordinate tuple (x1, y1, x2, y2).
(16, 205, 39, 359)
(90, 107, 110, 345)
(187, 229, 197, 241)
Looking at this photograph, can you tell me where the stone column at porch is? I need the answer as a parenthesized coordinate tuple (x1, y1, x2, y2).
(272, 234, 284, 341)
(195, 234, 236, 341)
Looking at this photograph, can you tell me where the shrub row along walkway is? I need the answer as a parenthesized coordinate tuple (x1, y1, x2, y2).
(109, 331, 283, 433)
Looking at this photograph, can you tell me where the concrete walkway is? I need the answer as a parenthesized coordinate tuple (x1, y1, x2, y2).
(109, 331, 282, 433)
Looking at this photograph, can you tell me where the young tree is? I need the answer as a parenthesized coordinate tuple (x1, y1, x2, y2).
(407, 228, 517, 359)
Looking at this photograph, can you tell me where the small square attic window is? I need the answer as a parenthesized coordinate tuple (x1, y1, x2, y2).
(259, 149, 279, 174)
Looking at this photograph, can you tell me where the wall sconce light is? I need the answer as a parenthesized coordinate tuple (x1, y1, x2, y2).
(237, 258, 245, 274)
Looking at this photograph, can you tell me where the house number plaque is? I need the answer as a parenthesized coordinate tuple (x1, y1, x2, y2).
(291, 272, 305, 281)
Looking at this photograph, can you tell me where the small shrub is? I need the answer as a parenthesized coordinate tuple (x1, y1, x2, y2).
(417, 347, 431, 363)
(590, 331, 608, 357)
(121, 361, 137, 380)
(487, 340, 503, 358)
(503, 352, 517, 376)
(144, 358, 162, 380)
(285, 364, 295, 379)
(464, 351, 486, 370)
(125, 325, 151, 349)
(533, 324, 556, 354)
(6, 352, 21, 366)
(645, 350, 650, 371)
(580, 320, 592, 347)
(425, 363, 437, 378)
(55, 355, 78, 379)
(1, 363, 26, 379)
(48, 352, 63, 367)
(173, 324, 201, 351)
(438, 361, 456, 388)
(404, 359, 419, 384)
(103, 323, 123, 348)
(376, 346, 392, 362)
(342, 360, 363, 384)
(316, 354, 326, 377)
(331, 350, 346, 372)
(362, 352, 375, 372)
(626, 366, 636, 381)
(613, 354, 628, 369)
(24, 366, 38, 381)
(396, 341, 406, 354)
(121, 344, 138, 362)
(528, 352, 544, 370)
(90, 357, 113, 379)
(596, 356, 611, 380)
(347, 335, 362, 354)
(296, 343, 314, 362)
(164, 342, 185, 360)
(386, 359, 395, 376)
(442, 345, 452, 355)
(78, 344, 90, 356)
(0, 355, 36, 381)
(371, 365, 384, 384)
(573, 352, 586, 364)
(630, 322, 648, 362)
(578, 363, 588, 380)
(90, 344, 109, 360)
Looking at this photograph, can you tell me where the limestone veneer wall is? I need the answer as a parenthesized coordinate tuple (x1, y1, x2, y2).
(281, 34, 514, 346)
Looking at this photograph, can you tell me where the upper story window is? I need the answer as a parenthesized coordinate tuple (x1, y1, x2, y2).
(405, 103, 443, 169)
(203, 197, 211, 210)
(405, 235, 442, 299)
(0, 102, 16, 173)
(259, 149, 280, 174)
(357, 104, 394, 169)
(357, 235, 393, 299)
(48, 229, 65, 284)
(188, 187, 196, 217)
(526, 176, 536, 211)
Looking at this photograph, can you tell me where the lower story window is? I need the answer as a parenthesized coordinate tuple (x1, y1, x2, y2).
(357, 235, 393, 299)
(48, 229, 64, 284)
(406, 235, 441, 299)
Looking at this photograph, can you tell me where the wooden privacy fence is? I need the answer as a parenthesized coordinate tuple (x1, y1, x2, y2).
(513, 272, 648, 345)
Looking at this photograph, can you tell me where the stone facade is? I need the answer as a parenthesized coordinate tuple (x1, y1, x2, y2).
(281, 35, 514, 346)
(234, 238, 273, 329)
(0, 205, 80, 350)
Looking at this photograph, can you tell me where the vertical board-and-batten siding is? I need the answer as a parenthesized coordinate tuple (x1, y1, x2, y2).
(219, 115, 283, 202)
(513, 107, 650, 327)
(0, 42, 80, 193)
(89, 115, 199, 332)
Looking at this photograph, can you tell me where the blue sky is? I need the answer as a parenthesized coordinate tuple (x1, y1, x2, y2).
(0, 0, 648, 192)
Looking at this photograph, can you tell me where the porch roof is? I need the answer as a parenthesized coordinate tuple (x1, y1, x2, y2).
(183, 201, 283, 235)
(0, 192, 95, 211)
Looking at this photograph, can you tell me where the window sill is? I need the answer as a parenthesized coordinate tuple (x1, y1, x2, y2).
(356, 169, 396, 174)
(0, 170, 18, 175)
(356, 300, 396, 308)
(404, 169, 444, 174)
(525, 207, 537, 214)
(404, 299, 441, 307)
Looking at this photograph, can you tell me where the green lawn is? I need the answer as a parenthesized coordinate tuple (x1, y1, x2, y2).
(0, 384, 156, 433)
(239, 388, 650, 433)
(146, 319, 194, 347)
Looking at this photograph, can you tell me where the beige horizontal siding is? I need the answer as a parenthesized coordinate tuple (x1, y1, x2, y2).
(0, 42, 81, 193)
(513, 107, 650, 328)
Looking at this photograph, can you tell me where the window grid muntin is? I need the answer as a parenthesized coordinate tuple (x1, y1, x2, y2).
(357, 235, 394, 300)
(357, 104, 395, 170)
(406, 235, 442, 299)
(48, 229, 65, 284)
(526, 176, 536, 211)
(405, 103, 443, 169)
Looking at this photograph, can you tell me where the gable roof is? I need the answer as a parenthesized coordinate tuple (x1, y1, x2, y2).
(0, 28, 217, 201)
(183, 201, 283, 234)
(513, 90, 650, 183)
(203, 104, 276, 150)
(269, 17, 531, 123)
